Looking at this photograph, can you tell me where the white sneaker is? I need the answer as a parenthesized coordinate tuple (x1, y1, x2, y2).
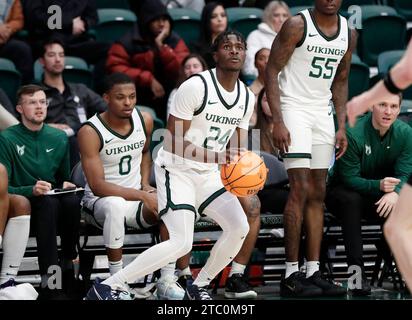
(156, 276, 185, 300)
(270, 228, 284, 238)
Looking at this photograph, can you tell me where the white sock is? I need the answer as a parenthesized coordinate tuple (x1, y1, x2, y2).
(193, 269, 213, 288)
(0, 215, 30, 284)
(285, 261, 299, 278)
(0, 235, 2, 247)
(306, 261, 320, 278)
(229, 261, 246, 277)
(108, 260, 123, 276)
(178, 267, 192, 277)
(159, 262, 176, 280)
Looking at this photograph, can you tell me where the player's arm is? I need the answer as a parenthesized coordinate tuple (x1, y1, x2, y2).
(78, 124, 152, 202)
(165, 76, 227, 163)
(165, 115, 225, 163)
(139, 111, 155, 191)
(264, 16, 304, 153)
(331, 29, 358, 159)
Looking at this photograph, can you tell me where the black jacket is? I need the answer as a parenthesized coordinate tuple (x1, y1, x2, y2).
(23, 0, 98, 42)
(43, 81, 107, 133)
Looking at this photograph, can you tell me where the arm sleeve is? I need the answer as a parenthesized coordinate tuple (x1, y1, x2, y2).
(337, 132, 381, 196)
(82, 0, 98, 29)
(394, 128, 412, 193)
(169, 76, 205, 120)
(238, 88, 255, 130)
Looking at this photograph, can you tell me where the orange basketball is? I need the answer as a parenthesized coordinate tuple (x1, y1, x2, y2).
(220, 151, 267, 197)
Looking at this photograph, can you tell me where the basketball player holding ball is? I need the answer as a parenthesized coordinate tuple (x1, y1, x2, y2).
(86, 30, 256, 300)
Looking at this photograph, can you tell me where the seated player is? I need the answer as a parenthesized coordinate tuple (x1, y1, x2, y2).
(78, 73, 184, 300)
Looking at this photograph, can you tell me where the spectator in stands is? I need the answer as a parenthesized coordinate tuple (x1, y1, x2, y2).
(192, 2, 227, 69)
(167, 53, 208, 118)
(40, 38, 107, 169)
(243, 1, 290, 77)
(106, 0, 189, 121)
(248, 48, 270, 127)
(0, 85, 81, 299)
(326, 93, 412, 296)
(23, 0, 110, 92)
(0, 0, 33, 84)
(0, 163, 31, 287)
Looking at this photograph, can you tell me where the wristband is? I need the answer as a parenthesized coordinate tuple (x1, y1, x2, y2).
(383, 71, 402, 94)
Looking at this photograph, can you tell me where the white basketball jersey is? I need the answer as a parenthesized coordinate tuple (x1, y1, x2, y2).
(157, 68, 254, 171)
(84, 108, 147, 199)
(279, 9, 349, 109)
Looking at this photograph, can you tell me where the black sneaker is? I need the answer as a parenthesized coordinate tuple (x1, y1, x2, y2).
(177, 274, 194, 290)
(280, 271, 322, 298)
(224, 273, 257, 299)
(307, 271, 347, 296)
(350, 275, 371, 296)
(184, 284, 212, 300)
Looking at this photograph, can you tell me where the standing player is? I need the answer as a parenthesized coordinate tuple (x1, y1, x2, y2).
(86, 30, 255, 300)
(79, 73, 185, 300)
(265, 0, 356, 297)
(347, 39, 412, 291)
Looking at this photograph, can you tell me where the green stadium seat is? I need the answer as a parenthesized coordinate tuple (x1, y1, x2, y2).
(388, 0, 412, 20)
(399, 99, 412, 124)
(34, 56, 93, 88)
(0, 58, 21, 104)
(93, 9, 137, 43)
(284, 0, 316, 6)
(340, 0, 379, 11)
(96, 0, 130, 9)
(226, 7, 263, 39)
(357, 5, 406, 66)
(168, 8, 201, 49)
(226, 7, 263, 38)
(378, 50, 412, 99)
(289, 6, 312, 16)
(349, 54, 370, 99)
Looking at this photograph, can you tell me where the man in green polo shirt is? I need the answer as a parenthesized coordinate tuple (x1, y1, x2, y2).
(0, 85, 81, 299)
(326, 93, 412, 295)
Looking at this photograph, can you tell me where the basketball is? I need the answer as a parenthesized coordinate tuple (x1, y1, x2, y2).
(220, 151, 267, 197)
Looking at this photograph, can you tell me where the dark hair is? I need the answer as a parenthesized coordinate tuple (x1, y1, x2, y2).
(254, 47, 270, 61)
(176, 53, 208, 87)
(41, 37, 65, 57)
(211, 29, 247, 52)
(103, 73, 135, 93)
(17, 84, 46, 104)
(199, 2, 226, 46)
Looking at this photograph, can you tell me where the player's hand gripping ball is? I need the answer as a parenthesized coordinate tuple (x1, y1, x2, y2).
(220, 151, 268, 197)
